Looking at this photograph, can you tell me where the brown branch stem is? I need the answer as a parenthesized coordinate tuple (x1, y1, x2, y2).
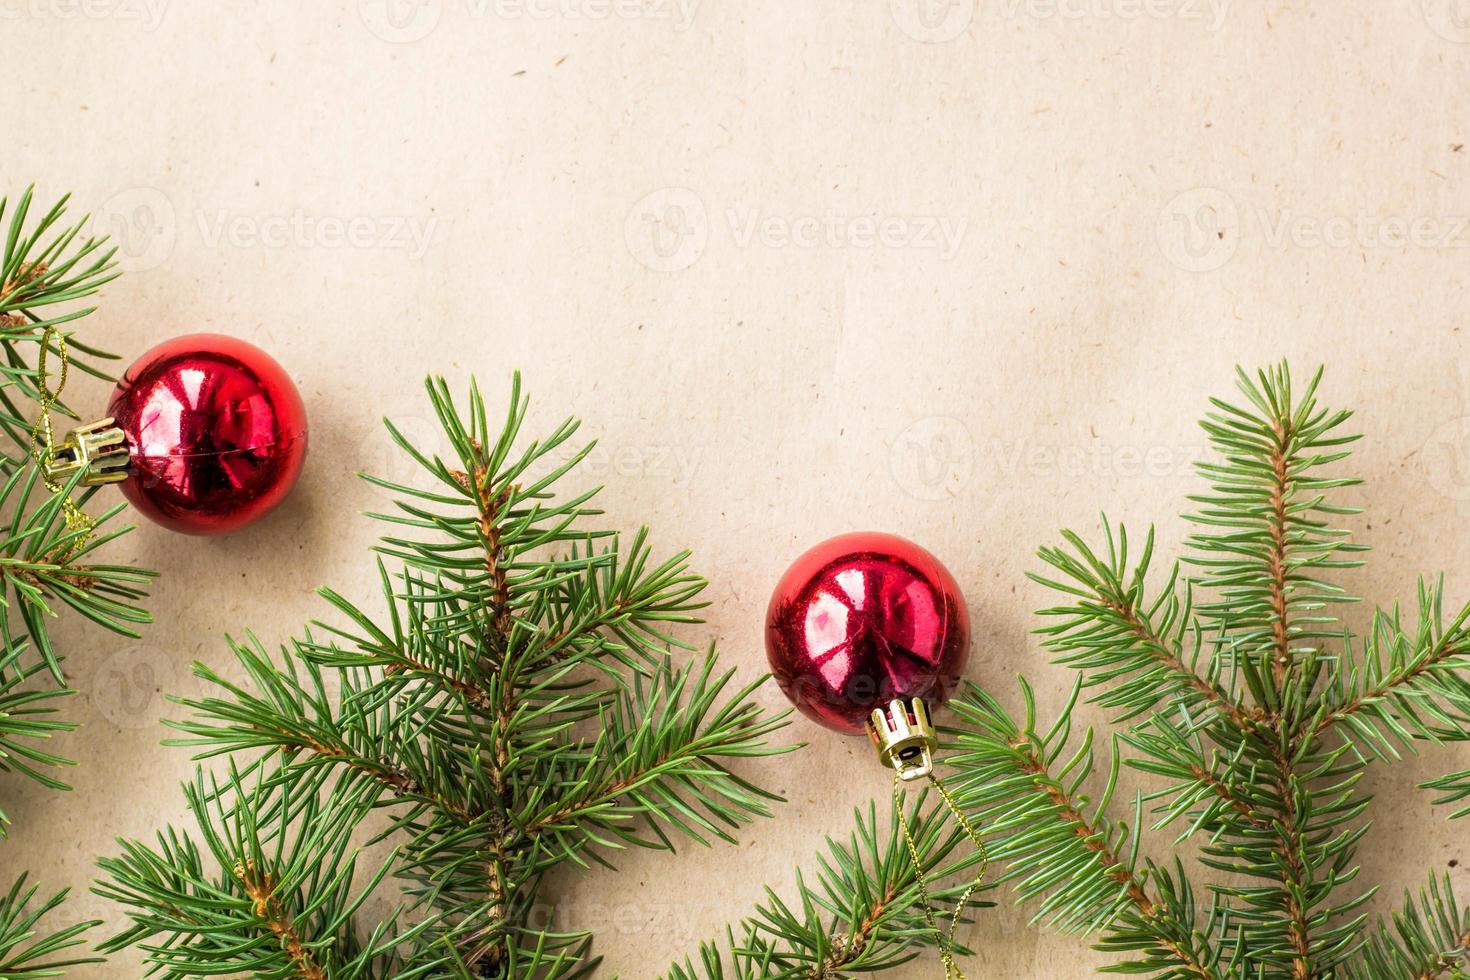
(1264, 417, 1314, 980)
(233, 860, 327, 980)
(274, 729, 478, 823)
(1012, 740, 1217, 980)
(1311, 633, 1470, 742)
(808, 882, 898, 978)
(1107, 595, 1265, 733)
(384, 649, 492, 711)
(1191, 764, 1268, 828)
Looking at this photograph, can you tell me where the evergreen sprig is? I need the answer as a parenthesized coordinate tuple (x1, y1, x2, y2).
(666, 795, 990, 979)
(96, 759, 435, 980)
(937, 364, 1470, 978)
(1345, 874, 1470, 979)
(0, 187, 123, 455)
(0, 186, 154, 978)
(97, 375, 792, 976)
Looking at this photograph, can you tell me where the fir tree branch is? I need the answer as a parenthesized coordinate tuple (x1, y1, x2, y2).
(165, 634, 485, 823)
(666, 796, 989, 979)
(1031, 521, 1263, 734)
(0, 187, 122, 408)
(1185, 366, 1364, 705)
(1419, 764, 1470, 819)
(96, 761, 438, 979)
(1309, 580, 1470, 760)
(1258, 394, 1326, 978)
(0, 640, 79, 836)
(946, 680, 1223, 979)
(1122, 710, 1272, 834)
(101, 374, 788, 976)
(233, 859, 329, 980)
(1343, 874, 1470, 979)
(1183, 365, 1371, 980)
(514, 653, 789, 864)
(0, 188, 153, 969)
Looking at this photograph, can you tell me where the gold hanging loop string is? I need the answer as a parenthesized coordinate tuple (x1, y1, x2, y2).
(29, 325, 101, 553)
(895, 769, 989, 980)
(30, 324, 69, 473)
(873, 697, 989, 980)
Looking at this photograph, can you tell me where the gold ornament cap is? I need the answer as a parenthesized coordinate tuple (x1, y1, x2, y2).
(44, 417, 129, 486)
(868, 696, 937, 781)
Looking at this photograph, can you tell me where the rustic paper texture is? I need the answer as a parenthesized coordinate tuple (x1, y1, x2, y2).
(4, 1, 1470, 975)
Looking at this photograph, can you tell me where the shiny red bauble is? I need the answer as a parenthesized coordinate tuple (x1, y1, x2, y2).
(764, 532, 970, 735)
(108, 334, 308, 535)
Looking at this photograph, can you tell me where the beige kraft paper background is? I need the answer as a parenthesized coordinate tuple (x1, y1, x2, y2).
(5, 1, 1470, 976)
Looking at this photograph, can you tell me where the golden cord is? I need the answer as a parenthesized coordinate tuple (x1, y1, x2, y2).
(895, 769, 989, 980)
(29, 325, 97, 553)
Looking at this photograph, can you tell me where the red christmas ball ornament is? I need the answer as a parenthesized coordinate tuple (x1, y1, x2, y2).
(767, 533, 985, 973)
(765, 531, 969, 778)
(102, 334, 308, 535)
